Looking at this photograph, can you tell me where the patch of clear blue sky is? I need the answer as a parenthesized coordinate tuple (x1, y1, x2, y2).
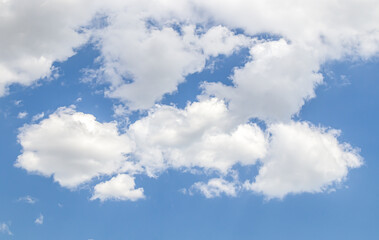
(0, 42, 379, 239)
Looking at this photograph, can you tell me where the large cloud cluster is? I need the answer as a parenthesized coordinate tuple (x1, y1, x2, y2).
(17, 102, 362, 200)
(10, 0, 376, 200)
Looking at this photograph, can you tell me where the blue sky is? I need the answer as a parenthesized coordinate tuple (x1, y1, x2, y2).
(1, 1, 379, 239)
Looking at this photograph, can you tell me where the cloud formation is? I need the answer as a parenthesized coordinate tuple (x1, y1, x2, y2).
(203, 40, 323, 122)
(16, 106, 134, 189)
(91, 174, 145, 202)
(245, 122, 363, 199)
(16, 103, 362, 200)
(2, 0, 378, 102)
(10, 0, 375, 200)
(0, 0, 101, 95)
(94, 23, 251, 110)
(128, 98, 267, 176)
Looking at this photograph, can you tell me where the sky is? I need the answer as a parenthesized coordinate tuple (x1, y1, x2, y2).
(0, 0, 379, 239)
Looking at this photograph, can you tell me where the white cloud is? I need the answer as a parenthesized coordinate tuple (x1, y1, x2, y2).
(11, 0, 372, 201)
(197, 25, 251, 57)
(197, 0, 378, 123)
(17, 111, 28, 119)
(1, 0, 378, 106)
(15, 101, 363, 201)
(89, 0, 379, 115)
(35, 214, 43, 225)
(128, 98, 268, 176)
(16, 100, 267, 199)
(16, 106, 134, 189)
(191, 178, 239, 198)
(31, 112, 44, 122)
(113, 104, 129, 117)
(95, 22, 251, 110)
(245, 121, 363, 199)
(0, 222, 12, 235)
(91, 174, 145, 202)
(0, 0, 102, 95)
(18, 195, 37, 204)
(14, 100, 22, 106)
(203, 40, 323, 122)
(192, 0, 379, 59)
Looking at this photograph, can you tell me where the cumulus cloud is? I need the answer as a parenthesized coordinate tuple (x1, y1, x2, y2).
(88, 0, 379, 115)
(193, 0, 379, 58)
(16, 106, 134, 189)
(203, 39, 323, 122)
(95, 22, 251, 110)
(2, 0, 378, 103)
(16, 100, 267, 199)
(245, 121, 363, 199)
(127, 98, 267, 176)
(91, 174, 145, 202)
(12, 0, 372, 201)
(0, 0, 102, 95)
(16, 101, 363, 200)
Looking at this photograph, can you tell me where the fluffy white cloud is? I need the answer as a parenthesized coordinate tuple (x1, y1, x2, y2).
(0, 0, 102, 95)
(11, 0, 372, 201)
(203, 40, 323, 122)
(15, 102, 363, 201)
(192, 0, 379, 58)
(245, 121, 363, 199)
(2, 0, 378, 104)
(95, 21, 251, 110)
(15, 100, 267, 199)
(191, 178, 239, 198)
(197, 0, 378, 122)
(91, 0, 379, 115)
(197, 26, 252, 57)
(128, 98, 268, 176)
(2, 0, 378, 117)
(16, 106, 134, 189)
(91, 174, 145, 202)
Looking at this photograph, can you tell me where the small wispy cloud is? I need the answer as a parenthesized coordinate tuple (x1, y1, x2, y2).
(31, 112, 45, 122)
(18, 195, 38, 204)
(0, 222, 12, 235)
(17, 111, 28, 119)
(35, 214, 44, 225)
(14, 100, 22, 106)
(178, 188, 188, 195)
